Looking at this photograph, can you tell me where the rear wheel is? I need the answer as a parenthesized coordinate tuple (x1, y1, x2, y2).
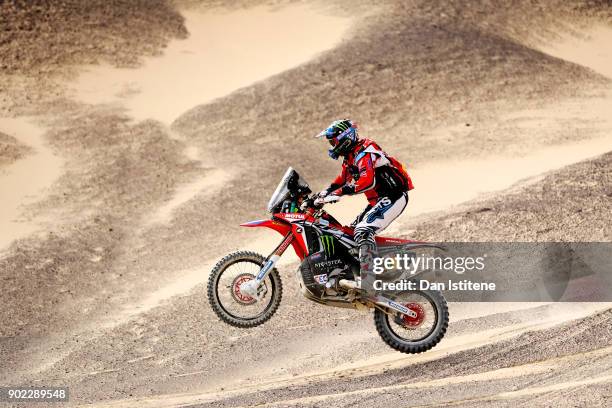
(374, 290, 448, 353)
(207, 251, 282, 328)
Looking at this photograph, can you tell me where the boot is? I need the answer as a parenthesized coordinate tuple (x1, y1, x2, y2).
(359, 241, 378, 294)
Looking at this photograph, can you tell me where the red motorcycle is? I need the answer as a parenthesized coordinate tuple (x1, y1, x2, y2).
(207, 168, 448, 353)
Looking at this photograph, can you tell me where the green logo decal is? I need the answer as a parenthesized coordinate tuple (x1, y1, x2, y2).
(320, 235, 335, 256)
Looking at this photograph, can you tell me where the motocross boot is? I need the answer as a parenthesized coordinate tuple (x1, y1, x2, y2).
(358, 240, 378, 295)
(353, 226, 378, 293)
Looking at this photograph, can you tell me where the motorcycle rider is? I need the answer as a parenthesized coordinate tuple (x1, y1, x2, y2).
(314, 119, 413, 290)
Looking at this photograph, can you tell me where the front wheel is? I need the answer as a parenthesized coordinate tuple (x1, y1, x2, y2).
(207, 251, 282, 328)
(374, 290, 448, 353)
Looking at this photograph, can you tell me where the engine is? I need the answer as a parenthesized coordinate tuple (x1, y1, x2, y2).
(297, 250, 349, 301)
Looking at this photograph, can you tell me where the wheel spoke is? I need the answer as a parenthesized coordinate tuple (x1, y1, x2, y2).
(208, 252, 282, 328)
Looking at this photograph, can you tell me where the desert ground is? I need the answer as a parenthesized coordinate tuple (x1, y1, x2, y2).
(0, 0, 611, 407)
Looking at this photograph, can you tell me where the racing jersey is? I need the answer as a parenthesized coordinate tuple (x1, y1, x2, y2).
(326, 138, 413, 205)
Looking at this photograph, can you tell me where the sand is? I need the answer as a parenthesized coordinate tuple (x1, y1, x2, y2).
(0, 1, 611, 407)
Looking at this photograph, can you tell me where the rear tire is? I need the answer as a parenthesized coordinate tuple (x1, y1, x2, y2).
(374, 290, 448, 353)
(207, 251, 282, 328)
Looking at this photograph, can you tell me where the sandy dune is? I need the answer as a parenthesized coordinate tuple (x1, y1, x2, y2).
(0, 118, 63, 250)
(0, 1, 611, 407)
(71, 5, 351, 125)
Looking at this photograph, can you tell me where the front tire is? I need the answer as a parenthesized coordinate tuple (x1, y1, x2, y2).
(374, 290, 448, 353)
(207, 251, 282, 328)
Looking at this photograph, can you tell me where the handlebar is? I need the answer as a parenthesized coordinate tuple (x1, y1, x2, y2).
(300, 193, 340, 219)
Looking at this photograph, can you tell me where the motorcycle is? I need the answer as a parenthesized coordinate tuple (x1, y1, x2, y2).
(207, 167, 448, 353)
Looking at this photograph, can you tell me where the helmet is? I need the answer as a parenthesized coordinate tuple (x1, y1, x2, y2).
(315, 119, 359, 160)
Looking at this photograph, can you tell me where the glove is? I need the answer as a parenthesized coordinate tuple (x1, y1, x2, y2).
(314, 194, 341, 206)
(312, 190, 328, 206)
(324, 194, 341, 203)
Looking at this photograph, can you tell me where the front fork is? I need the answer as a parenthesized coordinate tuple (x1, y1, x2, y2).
(242, 233, 294, 299)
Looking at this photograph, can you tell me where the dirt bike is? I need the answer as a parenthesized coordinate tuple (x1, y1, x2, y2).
(207, 167, 449, 353)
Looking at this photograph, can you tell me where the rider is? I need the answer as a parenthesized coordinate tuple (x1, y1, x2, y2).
(314, 119, 413, 287)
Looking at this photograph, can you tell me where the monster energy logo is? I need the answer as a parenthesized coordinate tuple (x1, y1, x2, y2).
(336, 120, 349, 131)
(320, 235, 335, 256)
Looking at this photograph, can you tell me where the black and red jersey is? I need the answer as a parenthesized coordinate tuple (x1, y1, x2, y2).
(327, 138, 413, 205)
